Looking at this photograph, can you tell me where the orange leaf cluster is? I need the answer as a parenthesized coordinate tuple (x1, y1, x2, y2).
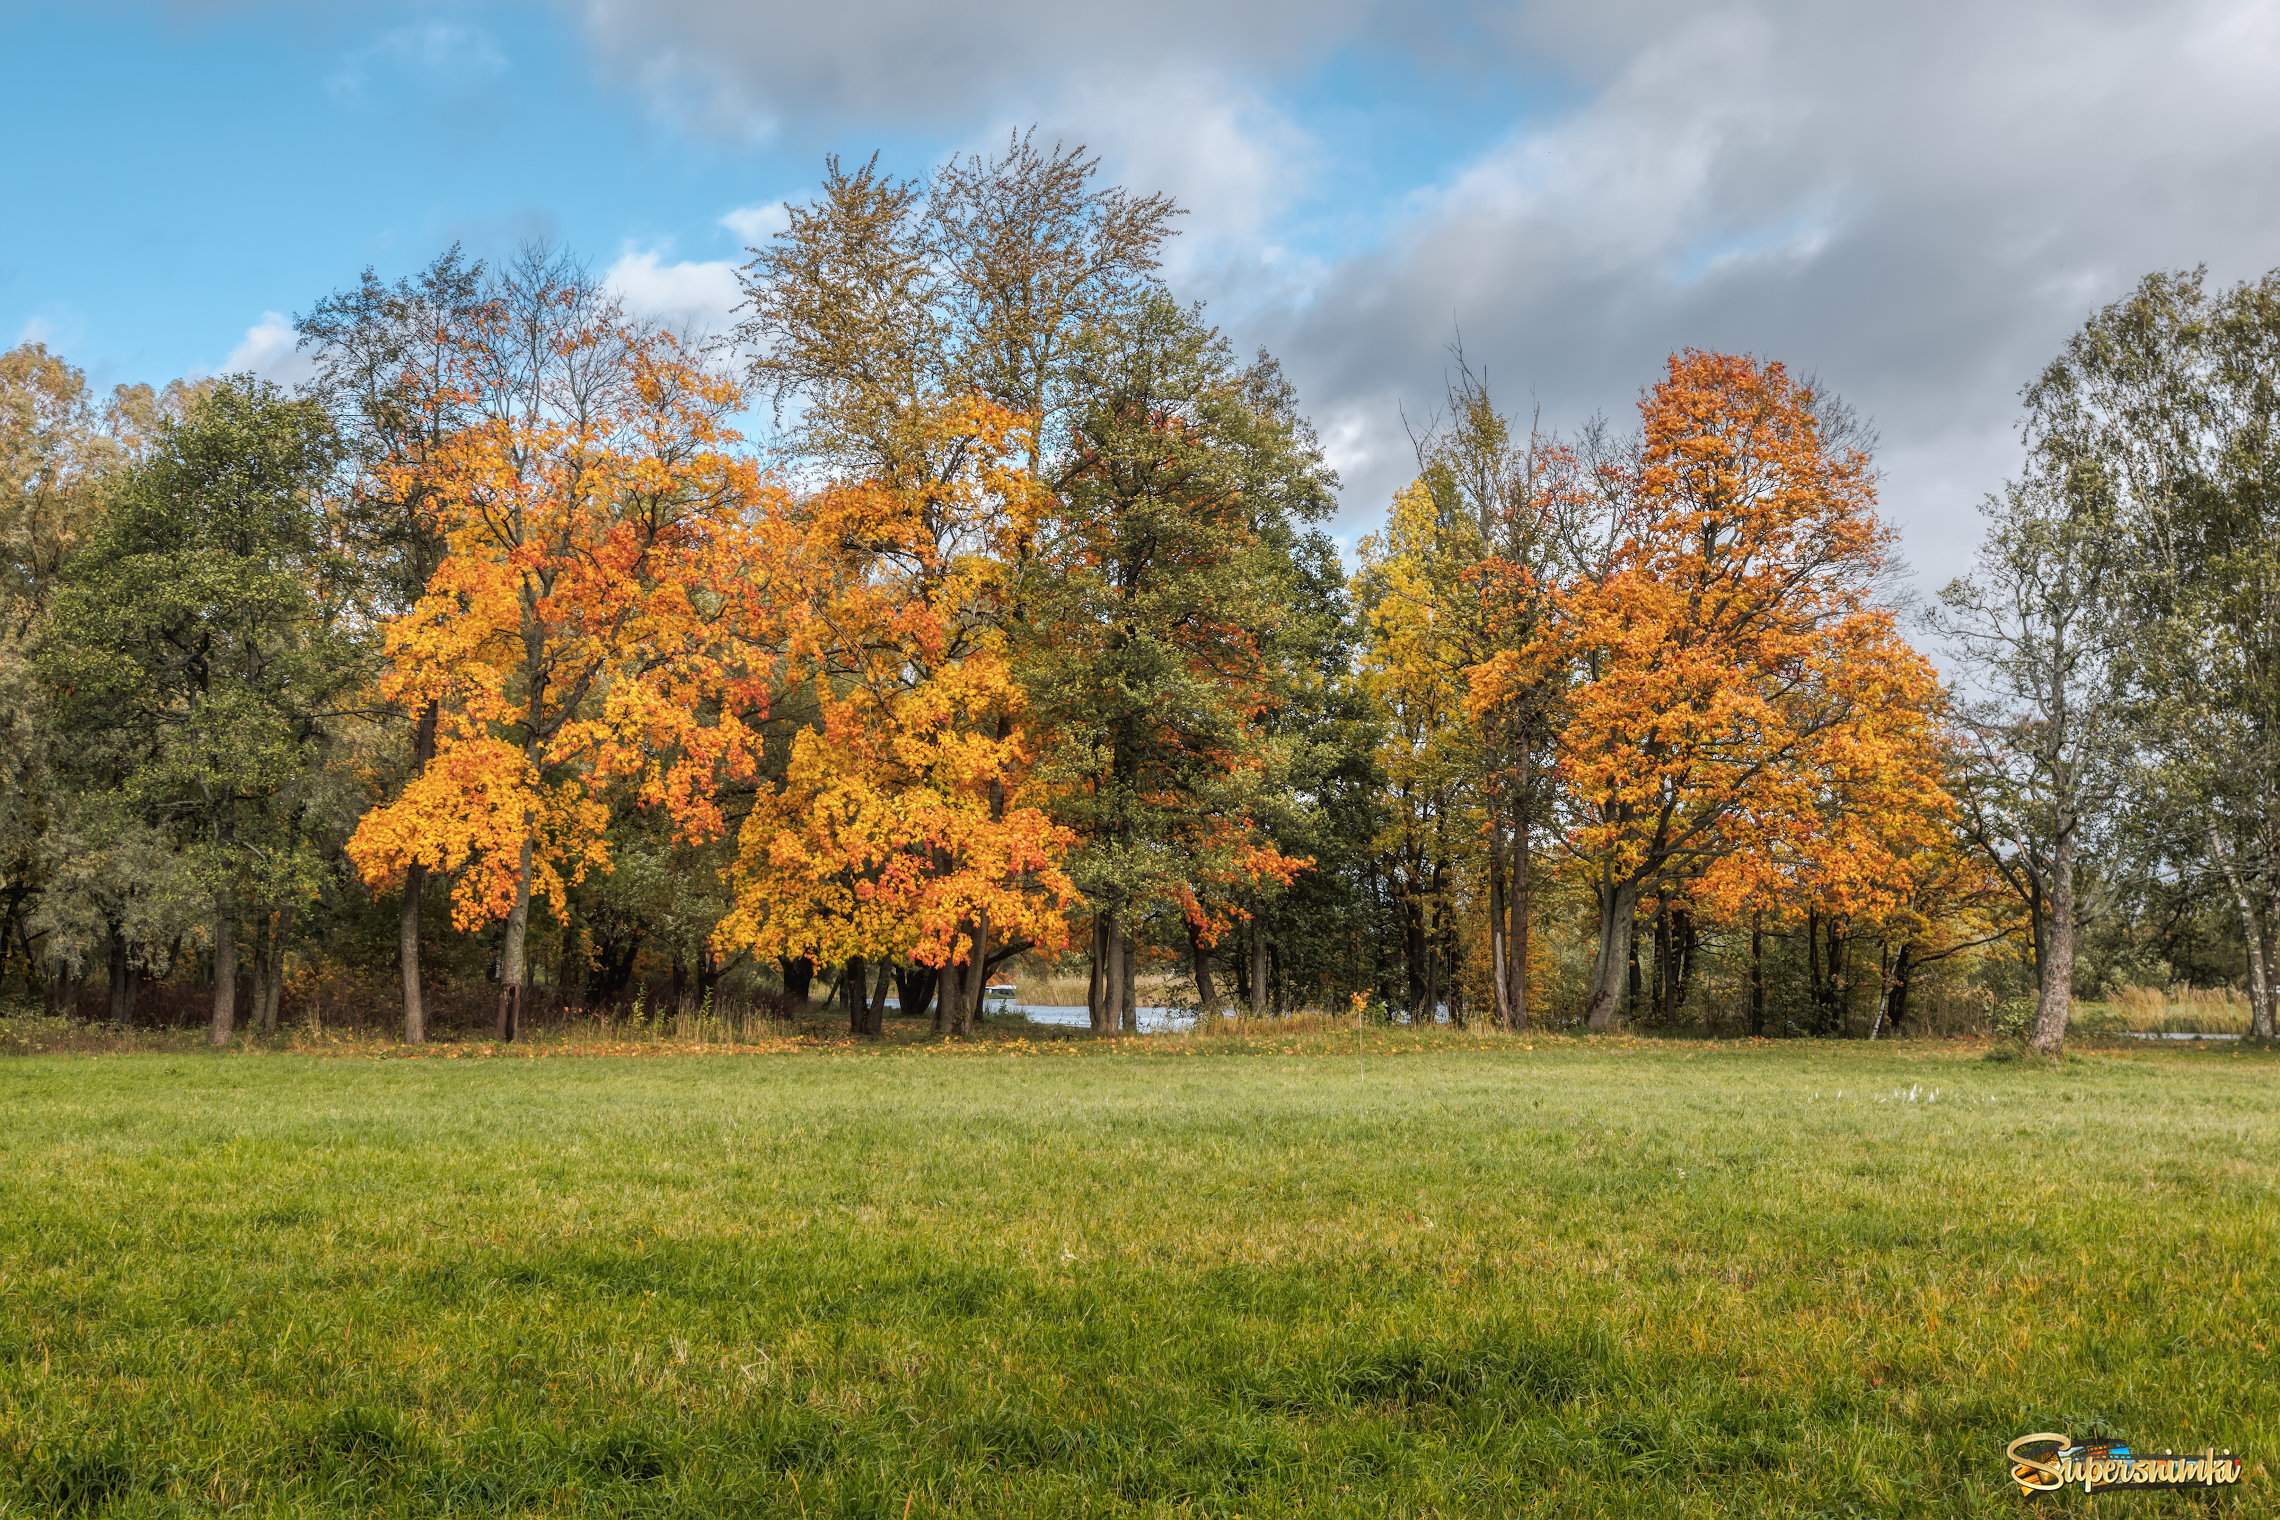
(346, 321, 786, 929)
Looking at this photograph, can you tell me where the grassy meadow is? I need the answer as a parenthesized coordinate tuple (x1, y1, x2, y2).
(1, 1023, 2274, 1517)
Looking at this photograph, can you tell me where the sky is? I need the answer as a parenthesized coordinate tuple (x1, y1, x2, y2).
(7, 0, 2279, 591)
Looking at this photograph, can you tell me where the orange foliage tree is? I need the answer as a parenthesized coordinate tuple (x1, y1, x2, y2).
(1477, 351, 1948, 1029)
(716, 400, 1077, 1037)
(345, 298, 783, 1038)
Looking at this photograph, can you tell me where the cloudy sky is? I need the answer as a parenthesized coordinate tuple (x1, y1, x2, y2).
(7, 0, 2278, 588)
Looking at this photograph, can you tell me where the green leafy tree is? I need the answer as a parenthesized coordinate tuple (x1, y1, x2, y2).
(41, 378, 357, 1043)
(1024, 296, 1336, 1029)
(2025, 267, 2280, 1038)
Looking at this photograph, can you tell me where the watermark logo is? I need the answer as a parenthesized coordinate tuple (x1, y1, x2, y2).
(2006, 1433, 2244, 1495)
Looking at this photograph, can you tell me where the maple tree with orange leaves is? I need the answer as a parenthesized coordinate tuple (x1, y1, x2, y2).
(1474, 351, 1952, 1029)
(716, 398, 1077, 1037)
(345, 269, 785, 1038)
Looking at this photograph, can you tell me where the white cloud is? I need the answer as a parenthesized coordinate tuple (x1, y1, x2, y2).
(222, 311, 315, 385)
(603, 249, 743, 335)
(720, 201, 789, 248)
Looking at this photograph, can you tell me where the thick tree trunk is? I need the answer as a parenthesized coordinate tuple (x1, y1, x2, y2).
(1585, 879, 1640, 1030)
(1249, 928, 1268, 1019)
(2029, 826, 2076, 1053)
(210, 888, 238, 1047)
(498, 837, 533, 1041)
(1096, 919, 1119, 1032)
(939, 914, 985, 1037)
(1187, 919, 1218, 1017)
(1087, 915, 1109, 1031)
(859, 959, 891, 1036)
(780, 956, 816, 1010)
(399, 860, 427, 1043)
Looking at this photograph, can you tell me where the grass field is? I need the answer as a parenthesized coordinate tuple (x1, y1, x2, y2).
(1, 1025, 2273, 1517)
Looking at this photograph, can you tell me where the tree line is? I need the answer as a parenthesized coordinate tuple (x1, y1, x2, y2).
(3, 139, 2273, 1051)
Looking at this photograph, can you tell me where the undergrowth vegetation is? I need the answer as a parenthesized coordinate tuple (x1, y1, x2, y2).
(1, 1037, 2273, 1516)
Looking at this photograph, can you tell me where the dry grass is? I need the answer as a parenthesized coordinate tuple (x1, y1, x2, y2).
(2073, 985, 2253, 1036)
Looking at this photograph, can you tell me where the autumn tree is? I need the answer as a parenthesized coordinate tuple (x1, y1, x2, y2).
(1514, 352, 1944, 1030)
(345, 253, 783, 1039)
(717, 400, 1077, 1037)
(732, 139, 1178, 1016)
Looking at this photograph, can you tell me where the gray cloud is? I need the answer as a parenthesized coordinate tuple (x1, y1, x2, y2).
(565, 0, 2280, 588)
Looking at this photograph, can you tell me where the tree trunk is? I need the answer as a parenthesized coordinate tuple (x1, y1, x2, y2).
(780, 956, 816, 1009)
(1119, 930, 1139, 1033)
(399, 861, 427, 1043)
(210, 887, 238, 1047)
(258, 907, 290, 1033)
(1673, 907, 1696, 1015)
(398, 701, 438, 1043)
(1748, 916, 1766, 1036)
(1087, 915, 1109, 1031)
(1652, 897, 1671, 1024)
(845, 955, 868, 1035)
(858, 959, 891, 1036)
(1418, 926, 1438, 1025)
(1488, 805, 1513, 1029)
(497, 837, 533, 1041)
(1100, 923, 1123, 1033)
(1806, 909, 1824, 1028)
(1887, 944, 1914, 1032)
(964, 909, 991, 1033)
(940, 914, 985, 1037)
(1585, 879, 1640, 1030)
(2261, 908, 2279, 1042)
(1825, 919, 1848, 1036)
(1249, 927, 1268, 1019)
(893, 963, 934, 1026)
(107, 929, 139, 1026)
(2029, 824, 2076, 1053)
(1187, 919, 1219, 1018)
(2209, 825, 2275, 1039)
(1511, 785, 1532, 1030)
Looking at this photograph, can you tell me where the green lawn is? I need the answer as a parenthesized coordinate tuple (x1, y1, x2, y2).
(1, 1031, 2273, 1517)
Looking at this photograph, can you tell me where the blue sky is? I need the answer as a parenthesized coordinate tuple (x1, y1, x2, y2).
(9, 0, 2280, 585)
